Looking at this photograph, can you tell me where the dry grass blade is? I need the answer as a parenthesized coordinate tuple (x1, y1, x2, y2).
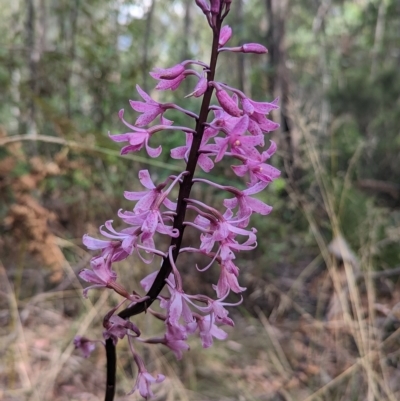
(35, 290, 110, 398)
(0, 260, 40, 401)
(0, 133, 183, 172)
(285, 99, 400, 401)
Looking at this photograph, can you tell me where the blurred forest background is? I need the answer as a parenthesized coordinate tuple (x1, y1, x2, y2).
(1, 0, 400, 400)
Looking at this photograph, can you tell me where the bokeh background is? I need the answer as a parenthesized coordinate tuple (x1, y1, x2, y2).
(1, 0, 400, 400)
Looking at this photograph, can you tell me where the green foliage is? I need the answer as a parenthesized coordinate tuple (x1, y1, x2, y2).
(11, 161, 31, 178)
(0, 0, 399, 284)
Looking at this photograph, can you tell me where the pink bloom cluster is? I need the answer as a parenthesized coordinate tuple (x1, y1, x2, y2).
(76, 1, 280, 400)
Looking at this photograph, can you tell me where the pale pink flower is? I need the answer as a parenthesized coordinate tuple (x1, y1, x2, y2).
(128, 371, 165, 399)
(250, 111, 280, 133)
(213, 114, 264, 162)
(207, 296, 238, 326)
(109, 110, 162, 157)
(142, 320, 190, 360)
(218, 231, 258, 261)
(223, 181, 272, 226)
(163, 332, 190, 360)
(214, 258, 246, 297)
(140, 271, 159, 292)
(79, 256, 117, 298)
(171, 129, 218, 172)
(216, 83, 278, 121)
(231, 141, 281, 186)
(118, 208, 178, 245)
(83, 220, 140, 260)
(129, 85, 166, 126)
(73, 336, 96, 358)
(192, 178, 272, 226)
(209, 107, 239, 132)
(118, 172, 186, 246)
(187, 199, 257, 257)
(165, 285, 195, 328)
(103, 315, 141, 344)
(190, 293, 239, 326)
(196, 314, 228, 348)
(124, 170, 178, 213)
(241, 96, 279, 116)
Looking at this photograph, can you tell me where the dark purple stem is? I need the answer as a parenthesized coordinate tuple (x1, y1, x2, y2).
(104, 14, 223, 401)
(105, 339, 116, 400)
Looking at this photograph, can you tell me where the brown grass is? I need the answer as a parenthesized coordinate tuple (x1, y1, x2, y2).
(1, 109, 400, 401)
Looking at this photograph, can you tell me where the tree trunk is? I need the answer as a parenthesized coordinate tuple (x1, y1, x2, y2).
(25, 0, 38, 138)
(66, 0, 80, 119)
(142, 0, 156, 92)
(265, 0, 294, 172)
(235, 0, 245, 92)
(182, 0, 192, 92)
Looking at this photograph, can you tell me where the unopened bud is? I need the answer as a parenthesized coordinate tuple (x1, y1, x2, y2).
(195, 0, 210, 14)
(241, 43, 268, 54)
(210, 0, 221, 14)
(186, 76, 208, 98)
(219, 25, 232, 47)
(150, 64, 185, 80)
(216, 89, 242, 117)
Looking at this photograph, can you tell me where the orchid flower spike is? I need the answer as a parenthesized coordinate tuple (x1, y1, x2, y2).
(80, 1, 280, 399)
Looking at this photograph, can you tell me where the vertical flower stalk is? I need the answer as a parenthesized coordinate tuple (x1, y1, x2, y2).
(76, 1, 280, 400)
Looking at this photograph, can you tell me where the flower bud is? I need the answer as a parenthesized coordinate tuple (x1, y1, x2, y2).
(216, 89, 241, 117)
(150, 64, 185, 80)
(195, 0, 210, 14)
(219, 25, 232, 46)
(210, 0, 221, 14)
(191, 76, 208, 97)
(241, 43, 268, 54)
